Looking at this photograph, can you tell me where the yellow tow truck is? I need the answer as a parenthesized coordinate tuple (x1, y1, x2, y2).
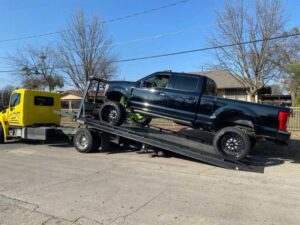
(0, 89, 74, 143)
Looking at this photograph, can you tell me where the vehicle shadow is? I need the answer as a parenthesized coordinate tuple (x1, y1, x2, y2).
(4, 129, 298, 172)
(251, 138, 300, 165)
(170, 128, 300, 169)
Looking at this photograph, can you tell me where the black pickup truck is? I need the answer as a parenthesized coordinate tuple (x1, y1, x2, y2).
(99, 71, 291, 160)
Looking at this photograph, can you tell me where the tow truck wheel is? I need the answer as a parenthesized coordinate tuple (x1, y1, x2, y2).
(100, 101, 126, 126)
(0, 125, 4, 144)
(74, 129, 98, 153)
(213, 127, 251, 161)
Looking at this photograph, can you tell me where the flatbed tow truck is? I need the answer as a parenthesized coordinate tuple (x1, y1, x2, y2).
(0, 78, 263, 171)
(73, 78, 260, 172)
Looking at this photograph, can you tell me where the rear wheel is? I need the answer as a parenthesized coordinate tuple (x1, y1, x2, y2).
(213, 127, 251, 161)
(132, 117, 152, 127)
(74, 129, 99, 153)
(0, 125, 4, 144)
(100, 101, 126, 126)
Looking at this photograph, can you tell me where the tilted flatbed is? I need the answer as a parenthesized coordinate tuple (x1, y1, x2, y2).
(75, 117, 258, 172)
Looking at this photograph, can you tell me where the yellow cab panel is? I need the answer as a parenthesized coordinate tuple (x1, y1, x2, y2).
(5, 89, 61, 127)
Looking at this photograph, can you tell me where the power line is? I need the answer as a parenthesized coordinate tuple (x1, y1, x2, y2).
(103, 0, 191, 23)
(0, 32, 299, 73)
(0, 21, 223, 59)
(0, 0, 192, 44)
(112, 32, 300, 62)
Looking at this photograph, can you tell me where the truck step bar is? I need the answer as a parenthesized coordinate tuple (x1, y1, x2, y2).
(77, 118, 259, 172)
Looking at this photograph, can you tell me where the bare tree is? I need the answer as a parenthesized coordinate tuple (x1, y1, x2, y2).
(10, 45, 64, 91)
(58, 9, 117, 92)
(209, 0, 292, 102)
(0, 85, 15, 111)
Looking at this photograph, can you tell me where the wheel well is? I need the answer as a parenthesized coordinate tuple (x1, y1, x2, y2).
(214, 114, 254, 131)
(106, 92, 124, 102)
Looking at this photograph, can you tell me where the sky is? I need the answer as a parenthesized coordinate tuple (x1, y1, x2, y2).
(0, 0, 299, 89)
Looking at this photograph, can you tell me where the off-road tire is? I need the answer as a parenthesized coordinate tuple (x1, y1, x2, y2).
(0, 125, 4, 144)
(74, 129, 99, 153)
(213, 127, 251, 161)
(100, 101, 126, 126)
(132, 118, 152, 127)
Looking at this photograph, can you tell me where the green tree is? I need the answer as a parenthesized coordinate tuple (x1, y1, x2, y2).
(286, 63, 300, 106)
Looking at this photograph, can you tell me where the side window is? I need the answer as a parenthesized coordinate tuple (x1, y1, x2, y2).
(34, 96, 54, 106)
(142, 75, 170, 88)
(205, 79, 217, 96)
(172, 75, 199, 92)
(10, 93, 21, 107)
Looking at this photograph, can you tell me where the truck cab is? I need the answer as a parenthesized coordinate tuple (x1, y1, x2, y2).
(0, 89, 61, 143)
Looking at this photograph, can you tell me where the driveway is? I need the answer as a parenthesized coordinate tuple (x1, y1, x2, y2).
(0, 138, 299, 225)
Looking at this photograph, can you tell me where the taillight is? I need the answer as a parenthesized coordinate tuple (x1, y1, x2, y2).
(278, 111, 290, 131)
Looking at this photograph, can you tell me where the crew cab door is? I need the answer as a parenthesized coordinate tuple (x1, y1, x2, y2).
(129, 73, 171, 115)
(165, 74, 201, 123)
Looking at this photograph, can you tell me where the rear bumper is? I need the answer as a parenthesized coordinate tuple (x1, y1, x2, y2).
(276, 130, 291, 143)
(256, 125, 291, 144)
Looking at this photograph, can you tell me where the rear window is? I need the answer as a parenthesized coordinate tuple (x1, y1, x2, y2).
(205, 79, 217, 96)
(172, 75, 199, 92)
(34, 96, 54, 106)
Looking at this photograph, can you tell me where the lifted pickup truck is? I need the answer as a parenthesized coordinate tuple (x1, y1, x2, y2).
(98, 71, 290, 160)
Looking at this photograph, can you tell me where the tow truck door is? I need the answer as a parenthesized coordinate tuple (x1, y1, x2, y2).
(7, 92, 23, 126)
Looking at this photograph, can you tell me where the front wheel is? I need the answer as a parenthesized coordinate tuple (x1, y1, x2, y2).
(0, 125, 4, 144)
(213, 127, 251, 161)
(100, 101, 126, 126)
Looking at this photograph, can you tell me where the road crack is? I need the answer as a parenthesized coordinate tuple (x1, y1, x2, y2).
(108, 186, 168, 225)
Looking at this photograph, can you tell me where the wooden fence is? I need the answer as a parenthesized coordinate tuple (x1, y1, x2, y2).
(288, 107, 300, 131)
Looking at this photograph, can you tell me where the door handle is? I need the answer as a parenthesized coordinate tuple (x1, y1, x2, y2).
(159, 92, 166, 97)
(187, 96, 195, 100)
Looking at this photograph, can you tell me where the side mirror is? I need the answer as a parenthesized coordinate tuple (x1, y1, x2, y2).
(140, 80, 144, 87)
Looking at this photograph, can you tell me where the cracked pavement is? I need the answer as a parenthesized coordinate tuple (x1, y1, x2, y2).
(0, 141, 300, 225)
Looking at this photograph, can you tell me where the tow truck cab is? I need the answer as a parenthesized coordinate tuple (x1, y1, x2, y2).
(0, 89, 61, 142)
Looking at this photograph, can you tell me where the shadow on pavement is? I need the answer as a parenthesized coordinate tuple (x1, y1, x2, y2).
(3, 129, 299, 172)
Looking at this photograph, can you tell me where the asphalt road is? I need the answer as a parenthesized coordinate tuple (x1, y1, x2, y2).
(0, 140, 300, 225)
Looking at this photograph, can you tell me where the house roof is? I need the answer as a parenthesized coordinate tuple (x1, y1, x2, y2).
(61, 90, 104, 101)
(191, 71, 248, 89)
(61, 90, 82, 98)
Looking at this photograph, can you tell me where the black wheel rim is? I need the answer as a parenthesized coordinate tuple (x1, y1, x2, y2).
(219, 132, 245, 157)
(103, 106, 118, 124)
